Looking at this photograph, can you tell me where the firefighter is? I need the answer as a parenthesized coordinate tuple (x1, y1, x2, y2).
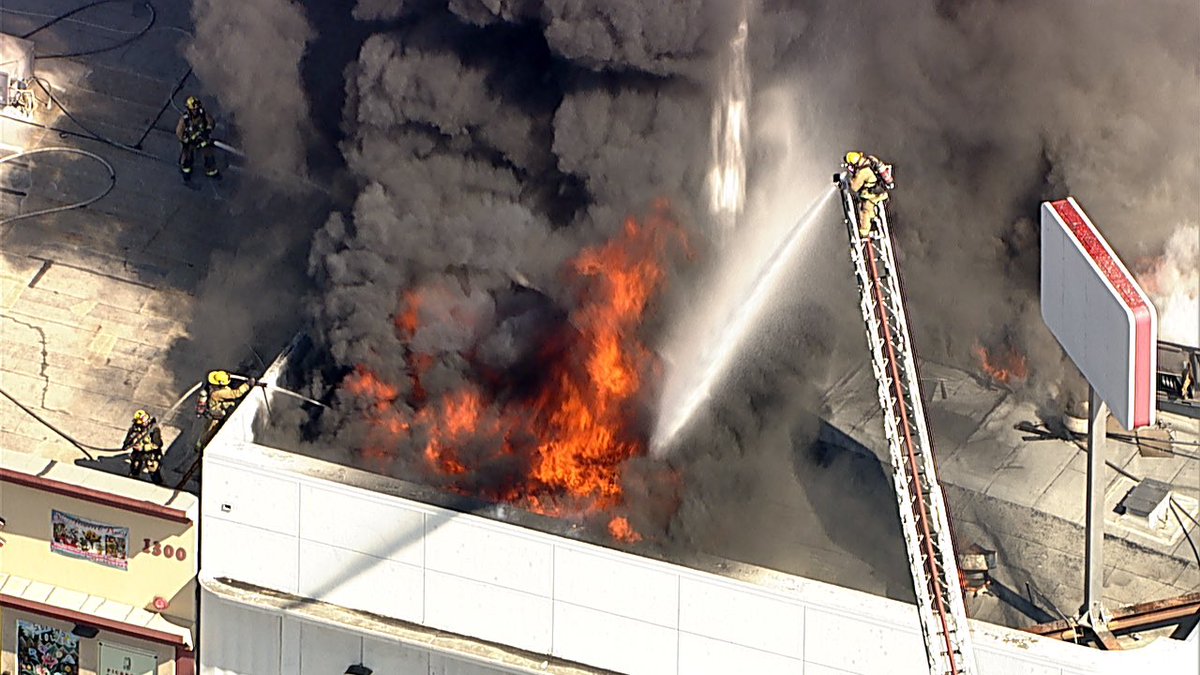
(124, 409, 164, 485)
(845, 151, 894, 237)
(176, 95, 218, 181)
(195, 370, 255, 450)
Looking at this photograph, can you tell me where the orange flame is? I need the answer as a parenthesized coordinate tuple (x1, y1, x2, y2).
(395, 290, 422, 338)
(419, 388, 492, 476)
(608, 516, 643, 543)
(340, 203, 684, 540)
(343, 366, 398, 410)
(528, 212, 676, 507)
(972, 342, 1028, 385)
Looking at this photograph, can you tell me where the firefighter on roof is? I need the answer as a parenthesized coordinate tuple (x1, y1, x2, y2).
(124, 409, 164, 485)
(195, 370, 256, 450)
(176, 95, 218, 181)
(845, 151, 895, 237)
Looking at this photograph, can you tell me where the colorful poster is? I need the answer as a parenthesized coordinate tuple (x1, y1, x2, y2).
(98, 641, 158, 675)
(50, 510, 129, 570)
(16, 620, 80, 675)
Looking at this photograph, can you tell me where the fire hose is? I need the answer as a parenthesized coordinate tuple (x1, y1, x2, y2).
(0, 379, 200, 459)
(0, 147, 116, 227)
(0, 374, 325, 461)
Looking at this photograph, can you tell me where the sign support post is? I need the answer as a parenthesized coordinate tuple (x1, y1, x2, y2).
(1082, 386, 1112, 637)
(1084, 385, 1106, 619)
(1041, 197, 1158, 649)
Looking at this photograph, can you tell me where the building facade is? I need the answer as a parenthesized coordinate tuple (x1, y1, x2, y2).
(194, 353, 1198, 675)
(0, 453, 197, 674)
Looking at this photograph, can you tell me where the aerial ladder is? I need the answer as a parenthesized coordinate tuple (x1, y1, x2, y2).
(835, 161, 978, 675)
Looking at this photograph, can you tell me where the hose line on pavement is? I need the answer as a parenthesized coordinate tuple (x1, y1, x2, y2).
(0, 372, 327, 460)
(20, 0, 156, 61)
(0, 380, 202, 458)
(0, 147, 115, 227)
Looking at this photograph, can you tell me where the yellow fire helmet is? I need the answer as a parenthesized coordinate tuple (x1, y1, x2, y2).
(186, 95, 201, 111)
(132, 409, 150, 425)
(208, 370, 231, 386)
(844, 151, 864, 165)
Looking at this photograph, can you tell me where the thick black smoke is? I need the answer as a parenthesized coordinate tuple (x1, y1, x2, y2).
(188, 0, 1198, 588)
(838, 0, 1200, 402)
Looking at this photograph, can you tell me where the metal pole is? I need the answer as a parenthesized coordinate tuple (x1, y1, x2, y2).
(1083, 385, 1111, 634)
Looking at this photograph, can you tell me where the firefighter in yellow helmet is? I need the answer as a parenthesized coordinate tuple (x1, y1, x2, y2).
(124, 409, 164, 485)
(176, 95, 218, 181)
(845, 151, 895, 237)
(194, 370, 257, 450)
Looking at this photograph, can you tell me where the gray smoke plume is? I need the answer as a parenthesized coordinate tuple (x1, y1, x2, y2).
(187, 0, 1197, 590)
(829, 0, 1200, 400)
(186, 0, 316, 177)
(166, 0, 336, 389)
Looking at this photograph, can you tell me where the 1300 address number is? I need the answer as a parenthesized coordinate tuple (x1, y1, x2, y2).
(143, 538, 187, 561)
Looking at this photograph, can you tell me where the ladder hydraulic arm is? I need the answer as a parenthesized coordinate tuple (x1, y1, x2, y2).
(835, 167, 978, 675)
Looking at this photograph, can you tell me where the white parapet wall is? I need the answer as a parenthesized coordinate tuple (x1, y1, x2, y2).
(198, 340, 1198, 674)
(200, 412, 1197, 675)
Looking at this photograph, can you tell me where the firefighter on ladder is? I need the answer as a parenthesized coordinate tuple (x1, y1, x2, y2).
(195, 370, 256, 450)
(845, 151, 895, 237)
(176, 96, 218, 181)
(124, 409, 164, 485)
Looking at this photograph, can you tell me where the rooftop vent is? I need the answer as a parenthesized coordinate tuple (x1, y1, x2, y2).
(1117, 478, 1172, 529)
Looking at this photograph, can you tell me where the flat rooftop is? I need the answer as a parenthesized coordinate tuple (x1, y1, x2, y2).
(823, 358, 1200, 628)
(0, 0, 318, 488)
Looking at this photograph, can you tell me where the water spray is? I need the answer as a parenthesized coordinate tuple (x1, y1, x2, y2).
(706, 3, 751, 239)
(230, 373, 327, 408)
(651, 185, 837, 456)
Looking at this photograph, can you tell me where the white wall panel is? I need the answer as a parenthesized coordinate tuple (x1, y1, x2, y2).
(281, 615, 301, 674)
(364, 634, 430, 675)
(298, 539, 423, 623)
(204, 518, 299, 592)
(298, 622, 360, 675)
(804, 608, 926, 675)
(203, 460, 299, 535)
(202, 442, 1200, 675)
(677, 632, 804, 675)
(432, 654, 523, 675)
(299, 484, 425, 565)
(200, 588, 282, 675)
(802, 663, 862, 675)
(425, 569, 552, 654)
(678, 577, 803, 658)
(553, 601, 677, 675)
(975, 648, 1062, 675)
(425, 516, 553, 595)
(554, 547, 678, 627)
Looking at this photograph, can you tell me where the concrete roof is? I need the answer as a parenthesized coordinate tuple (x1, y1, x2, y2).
(0, 0, 281, 490)
(821, 357, 1200, 629)
(1, 447, 197, 515)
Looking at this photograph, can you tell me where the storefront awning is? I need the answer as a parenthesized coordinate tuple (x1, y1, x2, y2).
(0, 573, 193, 648)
